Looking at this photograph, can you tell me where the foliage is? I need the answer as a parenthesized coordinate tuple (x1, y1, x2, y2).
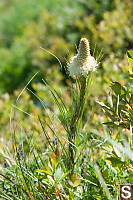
(0, 0, 133, 199)
(0, 48, 133, 199)
(0, 0, 85, 93)
(97, 50, 133, 132)
(0, 0, 133, 93)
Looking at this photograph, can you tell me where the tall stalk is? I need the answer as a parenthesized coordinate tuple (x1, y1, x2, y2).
(67, 38, 98, 173)
(69, 76, 87, 172)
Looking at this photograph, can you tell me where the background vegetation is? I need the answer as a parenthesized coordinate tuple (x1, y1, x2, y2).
(0, 0, 132, 136)
(0, 0, 133, 199)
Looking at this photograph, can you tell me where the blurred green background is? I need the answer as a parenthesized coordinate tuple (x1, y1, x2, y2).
(0, 0, 132, 145)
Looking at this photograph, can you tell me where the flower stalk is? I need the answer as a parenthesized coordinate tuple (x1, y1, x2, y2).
(67, 38, 97, 173)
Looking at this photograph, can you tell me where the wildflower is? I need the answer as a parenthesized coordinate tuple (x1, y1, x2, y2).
(81, 168, 86, 176)
(68, 38, 98, 77)
(4, 161, 8, 168)
(52, 138, 58, 145)
(17, 146, 24, 160)
(109, 130, 113, 136)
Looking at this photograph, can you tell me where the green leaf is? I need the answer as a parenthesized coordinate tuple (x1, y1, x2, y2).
(129, 94, 133, 104)
(42, 179, 51, 187)
(127, 58, 133, 75)
(127, 50, 133, 59)
(54, 167, 63, 180)
(82, 174, 99, 186)
(129, 74, 133, 79)
(54, 146, 60, 163)
(60, 169, 72, 181)
(73, 179, 81, 187)
(44, 164, 52, 174)
(42, 79, 69, 133)
(103, 110, 116, 121)
(112, 146, 121, 158)
(36, 169, 52, 176)
(50, 152, 58, 170)
(65, 180, 73, 189)
(96, 101, 111, 110)
(71, 173, 77, 183)
(41, 178, 49, 183)
(107, 157, 124, 164)
(110, 82, 126, 98)
(102, 168, 109, 177)
(103, 122, 115, 126)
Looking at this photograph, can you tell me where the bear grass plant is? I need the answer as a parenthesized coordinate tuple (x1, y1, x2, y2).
(0, 38, 133, 200)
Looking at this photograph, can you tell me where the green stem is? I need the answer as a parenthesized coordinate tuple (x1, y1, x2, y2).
(68, 76, 87, 173)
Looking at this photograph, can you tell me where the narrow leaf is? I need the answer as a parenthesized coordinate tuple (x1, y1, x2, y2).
(60, 169, 72, 181)
(127, 57, 133, 74)
(73, 179, 81, 187)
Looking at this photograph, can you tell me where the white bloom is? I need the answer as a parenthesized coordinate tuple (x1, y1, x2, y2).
(68, 38, 98, 77)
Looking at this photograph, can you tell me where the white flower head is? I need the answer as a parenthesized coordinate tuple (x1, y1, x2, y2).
(68, 38, 98, 77)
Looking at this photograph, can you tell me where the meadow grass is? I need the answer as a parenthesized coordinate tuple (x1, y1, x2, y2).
(0, 39, 133, 200)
